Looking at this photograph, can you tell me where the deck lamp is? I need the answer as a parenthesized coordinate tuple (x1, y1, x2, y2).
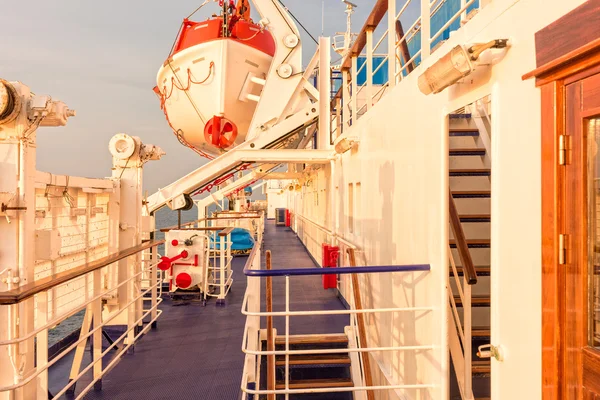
(418, 39, 508, 95)
(334, 136, 360, 154)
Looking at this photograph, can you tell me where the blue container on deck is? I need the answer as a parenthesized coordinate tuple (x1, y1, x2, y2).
(210, 228, 255, 251)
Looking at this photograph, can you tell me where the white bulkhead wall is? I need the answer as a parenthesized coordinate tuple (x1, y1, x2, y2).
(287, 0, 587, 398)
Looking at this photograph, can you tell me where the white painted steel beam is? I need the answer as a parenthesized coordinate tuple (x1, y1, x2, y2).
(148, 104, 319, 212)
(236, 149, 332, 164)
(318, 37, 331, 150)
(263, 172, 304, 179)
(35, 171, 114, 190)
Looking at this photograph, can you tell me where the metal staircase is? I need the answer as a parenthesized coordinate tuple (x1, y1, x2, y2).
(259, 334, 354, 400)
(448, 108, 492, 400)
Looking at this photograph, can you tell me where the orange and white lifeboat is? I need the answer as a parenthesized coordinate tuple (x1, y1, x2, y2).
(155, 5, 275, 156)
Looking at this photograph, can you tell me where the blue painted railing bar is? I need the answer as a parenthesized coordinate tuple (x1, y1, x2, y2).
(244, 264, 430, 277)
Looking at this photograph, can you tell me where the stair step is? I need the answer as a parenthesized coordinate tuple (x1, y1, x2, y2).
(452, 190, 491, 198)
(275, 334, 348, 347)
(449, 129, 479, 137)
(275, 378, 354, 390)
(450, 169, 491, 177)
(450, 266, 491, 276)
(449, 239, 491, 248)
(275, 354, 351, 366)
(459, 214, 490, 222)
(472, 327, 491, 337)
(449, 113, 472, 119)
(472, 360, 491, 374)
(453, 295, 490, 307)
(450, 148, 486, 156)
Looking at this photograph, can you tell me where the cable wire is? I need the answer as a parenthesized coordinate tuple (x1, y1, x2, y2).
(277, 0, 319, 44)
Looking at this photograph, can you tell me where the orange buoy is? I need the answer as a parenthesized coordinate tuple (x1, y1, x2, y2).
(204, 115, 238, 149)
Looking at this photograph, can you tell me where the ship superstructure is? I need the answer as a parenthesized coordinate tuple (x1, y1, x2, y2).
(0, 0, 599, 399)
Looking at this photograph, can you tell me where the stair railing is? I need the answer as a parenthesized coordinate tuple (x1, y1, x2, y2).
(240, 244, 435, 398)
(347, 248, 375, 400)
(448, 189, 477, 400)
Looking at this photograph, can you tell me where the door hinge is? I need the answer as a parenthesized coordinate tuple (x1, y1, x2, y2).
(559, 134, 571, 165)
(559, 233, 567, 265)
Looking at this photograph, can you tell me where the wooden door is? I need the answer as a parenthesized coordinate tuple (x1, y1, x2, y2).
(564, 73, 600, 398)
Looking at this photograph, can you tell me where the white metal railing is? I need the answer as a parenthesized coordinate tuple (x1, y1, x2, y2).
(204, 231, 234, 303)
(448, 246, 474, 400)
(337, 0, 489, 130)
(0, 241, 164, 399)
(239, 237, 435, 398)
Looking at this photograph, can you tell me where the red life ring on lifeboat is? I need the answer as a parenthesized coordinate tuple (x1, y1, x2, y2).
(204, 116, 238, 149)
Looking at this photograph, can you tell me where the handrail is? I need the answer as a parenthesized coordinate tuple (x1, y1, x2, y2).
(0, 240, 165, 305)
(244, 264, 430, 277)
(348, 248, 375, 400)
(449, 189, 477, 284)
(158, 214, 262, 232)
(218, 227, 235, 237)
(341, 0, 388, 71)
(293, 212, 357, 249)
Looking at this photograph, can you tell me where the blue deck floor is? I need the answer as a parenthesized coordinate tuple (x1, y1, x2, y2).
(47, 220, 347, 400)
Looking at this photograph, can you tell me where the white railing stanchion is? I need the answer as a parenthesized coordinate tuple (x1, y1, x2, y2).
(421, 1, 431, 60)
(92, 268, 103, 389)
(150, 244, 158, 325)
(463, 275, 473, 399)
(220, 234, 226, 301)
(351, 56, 358, 125)
(35, 292, 49, 400)
(285, 275, 290, 400)
(366, 29, 374, 111)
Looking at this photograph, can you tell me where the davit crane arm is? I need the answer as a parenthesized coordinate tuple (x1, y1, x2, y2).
(245, 0, 312, 139)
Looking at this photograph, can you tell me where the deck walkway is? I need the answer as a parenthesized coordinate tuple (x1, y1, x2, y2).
(47, 219, 348, 400)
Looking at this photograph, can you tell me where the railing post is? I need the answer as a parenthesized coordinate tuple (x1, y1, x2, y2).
(342, 69, 351, 131)
(335, 97, 342, 140)
(227, 232, 232, 287)
(351, 56, 358, 124)
(366, 29, 374, 111)
(318, 36, 331, 150)
(35, 293, 48, 400)
(150, 245, 158, 328)
(420, 0, 431, 60)
(463, 276, 473, 398)
(266, 250, 275, 400)
(285, 275, 290, 400)
(219, 234, 226, 302)
(387, 0, 396, 88)
(92, 269, 103, 390)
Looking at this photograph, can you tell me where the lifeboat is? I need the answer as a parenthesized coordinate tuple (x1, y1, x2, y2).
(155, 1, 275, 156)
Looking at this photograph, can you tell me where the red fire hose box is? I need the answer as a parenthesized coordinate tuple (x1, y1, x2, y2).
(321, 244, 339, 289)
(285, 209, 291, 227)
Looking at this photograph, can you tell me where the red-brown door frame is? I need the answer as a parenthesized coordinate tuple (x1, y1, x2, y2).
(522, 2, 600, 398)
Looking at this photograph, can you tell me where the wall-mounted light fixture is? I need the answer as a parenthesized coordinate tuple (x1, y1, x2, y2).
(334, 135, 360, 154)
(418, 39, 508, 95)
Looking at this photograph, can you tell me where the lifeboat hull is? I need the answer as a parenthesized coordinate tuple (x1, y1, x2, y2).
(157, 38, 273, 156)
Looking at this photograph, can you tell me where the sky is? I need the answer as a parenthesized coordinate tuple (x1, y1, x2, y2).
(0, 0, 391, 193)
